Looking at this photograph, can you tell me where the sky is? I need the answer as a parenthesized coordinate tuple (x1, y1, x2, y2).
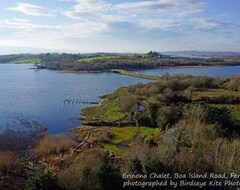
(0, 0, 240, 54)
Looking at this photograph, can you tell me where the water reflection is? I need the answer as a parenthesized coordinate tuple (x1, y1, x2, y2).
(0, 64, 149, 134)
(138, 66, 240, 77)
(0, 128, 46, 152)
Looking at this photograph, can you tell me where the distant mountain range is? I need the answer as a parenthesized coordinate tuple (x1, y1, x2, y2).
(161, 51, 240, 58)
(0, 46, 76, 55)
(1, 47, 240, 59)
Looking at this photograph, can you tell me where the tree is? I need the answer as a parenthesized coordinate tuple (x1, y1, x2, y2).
(119, 94, 138, 113)
(156, 104, 182, 130)
(97, 156, 122, 190)
(184, 86, 195, 100)
(129, 156, 143, 174)
(25, 169, 60, 190)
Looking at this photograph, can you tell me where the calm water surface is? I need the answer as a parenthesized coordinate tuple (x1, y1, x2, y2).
(0, 64, 149, 134)
(138, 66, 240, 77)
(1, 64, 240, 135)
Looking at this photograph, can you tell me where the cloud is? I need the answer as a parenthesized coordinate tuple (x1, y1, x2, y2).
(1, 0, 239, 52)
(64, 0, 110, 19)
(55, 22, 108, 37)
(62, 0, 205, 32)
(115, 0, 204, 16)
(0, 18, 50, 31)
(64, 0, 204, 21)
(7, 3, 55, 16)
(58, 0, 75, 1)
(0, 17, 109, 52)
(139, 19, 181, 30)
(0, 18, 107, 38)
(192, 18, 230, 31)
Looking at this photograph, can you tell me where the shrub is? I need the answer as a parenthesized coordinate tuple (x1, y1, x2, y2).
(0, 151, 22, 175)
(119, 94, 138, 112)
(58, 148, 105, 190)
(206, 106, 238, 137)
(212, 139, 240, 173)
(144, 143, 176, 174)
(97, 156, 122, 190)
(224, 77, 240, 91)
(59, 163, 100, 190)
(75, 126, 113, 143)
(173, 119, 216, 149)
(25, 169, 60, 190)
(34, 135, 74, 156)
(128, 156, 143, 174)
(182, 104, 208, 122)
(162, 87, 175, 101)
(156, 104, 182, 130)
(176, 147, 214, 173)
(184, 86, 195, 99)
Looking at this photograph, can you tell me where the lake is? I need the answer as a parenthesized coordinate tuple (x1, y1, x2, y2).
(1, 64, 240, 135)
(0, 64, 149, 135)
(138, 66, 240, 77)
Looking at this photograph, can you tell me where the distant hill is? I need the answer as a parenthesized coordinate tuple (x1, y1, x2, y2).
(0, 46, 62, 55)
(161, 51, 240, 58)
(1, 52, 240, 71)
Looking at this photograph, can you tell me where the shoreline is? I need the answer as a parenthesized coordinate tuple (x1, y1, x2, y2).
(168, 64, 240, 69)
(59, 69, 159, 80)
(59, 70, 105, 74)
(57, 64, 240, 80)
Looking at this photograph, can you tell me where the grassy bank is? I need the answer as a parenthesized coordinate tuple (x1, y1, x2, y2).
(112, 69, 159, 80)
(59, 69, 159, 80)
(82, 89, 126, 124)
(13, 57, 41, 64)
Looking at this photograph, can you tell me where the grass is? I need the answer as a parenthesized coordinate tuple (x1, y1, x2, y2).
(13, 57, 41, 64)
(104, 144, 126, 154)
(78, 55, 146, 64)
(80, 87, 161, 155)
(0, 151, 22, 174)
(105, 126, 161, 154)
(79, 56, 119, 63)
(79, 54, 148, 63)
(75, 126, 112, 143)
(113, 69, 159, 80)
(75, 126, 161, 155)
(110, 127, 160, 144)
(34, 135, 74, 156)
(191, 89, 240, 100)
(231, 106, 240, 122)
(82, 89, 126, 123)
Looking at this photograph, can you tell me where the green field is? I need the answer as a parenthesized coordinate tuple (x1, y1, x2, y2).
(114, 69, 159, 80)
(13, 57, 41, 64)
(104, 127, 161, 154)
(82, 89, 126, 123)
(79, 56, 120, 63)
(110, 127, 160, 144)
(75, 126, 161, 154)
